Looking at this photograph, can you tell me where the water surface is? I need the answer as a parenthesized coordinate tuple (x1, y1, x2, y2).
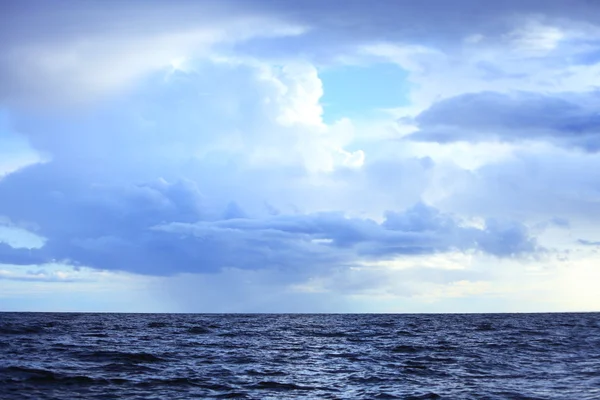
(1, 313, 598, 399)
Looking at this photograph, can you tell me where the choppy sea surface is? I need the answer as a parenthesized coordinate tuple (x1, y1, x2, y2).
(0, 313, 599, 399)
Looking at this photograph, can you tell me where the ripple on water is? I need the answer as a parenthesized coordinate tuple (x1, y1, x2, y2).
(0, 313, 598, 399)
(186, 326, 212, 335)
(76, 350, 167, 363)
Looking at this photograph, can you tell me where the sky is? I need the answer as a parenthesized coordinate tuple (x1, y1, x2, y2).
(1, 0, 600, 313)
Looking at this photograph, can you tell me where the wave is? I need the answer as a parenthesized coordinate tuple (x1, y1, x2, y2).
(474, 323, 496, 331)
(147, 321, 170, 328)
(186, 326, 212, 334)
(249, 381, 315, 391)
(349, 375, 388, 384)
(81, 332, 109, 338)
(212, 392, 249, 398)
(0, 325, 45, 335)
(405, 393, 442, 400)
(0, 366, 123, 385)
(77, 350, 166, 363)
(245, 369, 288, 377)
(391, 345, 423, 354)
(373, 393, 400, 399)
(0, 312, 598, 399)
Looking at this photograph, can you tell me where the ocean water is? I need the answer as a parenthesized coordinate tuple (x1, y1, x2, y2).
(0, 313, 599, 399)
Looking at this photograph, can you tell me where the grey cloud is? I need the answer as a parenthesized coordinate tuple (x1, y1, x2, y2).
(0, 6, 551, 284)
(550, 217, 570, 228)
(0, 0, 300, 107)
(433, 146, 600, 224)
(156, 202, 536, 268)
(578, 239, 600, 246)
(317, 266, 488, 297)
(409, 91, 600, 151)
(5, 0, 596, 51)
(0, 243, 47, 265)
(0, 84, 540, 278)
(233, 0, 600, 52)
(159, 269, 354, 313)
(0, 268, 79, 283)
(0, 160, 537, 276)
(3, 0, 600, 105)
(475, 219, 537, 256)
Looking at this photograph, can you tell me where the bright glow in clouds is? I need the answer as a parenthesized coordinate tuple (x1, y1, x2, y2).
(2, 0, 600, 312)
(0, 112, 43, 177)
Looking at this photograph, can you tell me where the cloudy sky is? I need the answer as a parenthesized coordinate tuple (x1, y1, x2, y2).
(1, 0, 600, 312)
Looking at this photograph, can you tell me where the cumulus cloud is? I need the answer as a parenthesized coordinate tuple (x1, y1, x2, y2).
(0, 57, 538, 279)
(4, 0, 600, 312)
(0, 57, 458, 278)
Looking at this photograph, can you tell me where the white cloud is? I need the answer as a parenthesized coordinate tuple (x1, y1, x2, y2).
(506, 20, 565, 55)
(1, 4, 306, 108)
(3, 0, 600, 312)
(0, 223, 46, 249)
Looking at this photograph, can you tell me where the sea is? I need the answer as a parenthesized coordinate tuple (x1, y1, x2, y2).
(0, 313, 598, 399)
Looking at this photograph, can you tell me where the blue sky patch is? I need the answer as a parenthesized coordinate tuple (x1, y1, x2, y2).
(319, 63, 411, 123)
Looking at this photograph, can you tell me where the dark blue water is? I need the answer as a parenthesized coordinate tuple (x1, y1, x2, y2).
(1, 313, 599, 399)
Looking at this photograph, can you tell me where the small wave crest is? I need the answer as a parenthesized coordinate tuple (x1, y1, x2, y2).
(249, 381, 315, 391)
(187, 326, 212, 334)
(0, 366, 121, 385)
(77, 350, 166, 363)
(0, 324, 45, 335)
(147, 321, 170, 328)
(391, 345, 423, 354)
